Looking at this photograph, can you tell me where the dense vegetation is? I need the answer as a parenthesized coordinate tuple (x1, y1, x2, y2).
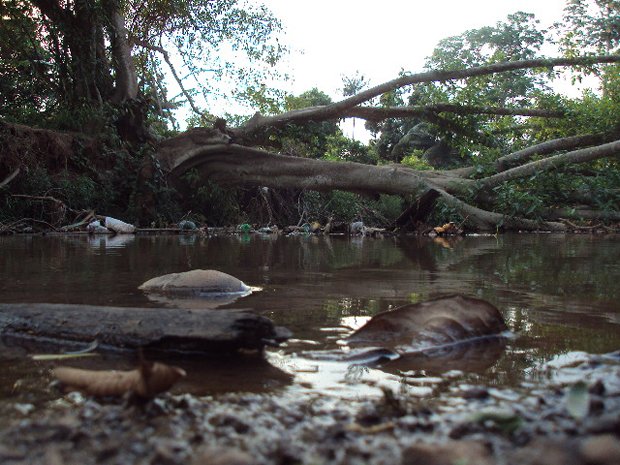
(0, 0, 619, 231)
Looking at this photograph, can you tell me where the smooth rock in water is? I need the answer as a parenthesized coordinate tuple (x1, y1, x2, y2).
(139, 269, 251, 295)
(346, 295, 508, 354)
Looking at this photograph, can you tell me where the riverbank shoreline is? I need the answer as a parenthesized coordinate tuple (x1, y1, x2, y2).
(1, 351, 619, 465)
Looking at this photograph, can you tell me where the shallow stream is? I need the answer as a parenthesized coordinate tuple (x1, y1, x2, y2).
(1, 233, 619, 404)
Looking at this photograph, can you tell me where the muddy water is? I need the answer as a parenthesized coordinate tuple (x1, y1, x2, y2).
(1, 233, 619, 402)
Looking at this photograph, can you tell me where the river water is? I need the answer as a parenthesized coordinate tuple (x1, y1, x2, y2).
(1, 233, 619, 402)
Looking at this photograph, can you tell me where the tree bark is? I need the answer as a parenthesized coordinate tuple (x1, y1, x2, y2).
(0, 303, 290, 354)
(106, 2, 138, 103)
(478, 139, 620, 190)
(233, 54, 620, 144)
(344, 104, 565, 121)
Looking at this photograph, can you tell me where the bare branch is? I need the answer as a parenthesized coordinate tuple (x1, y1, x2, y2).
(343, 104, 565, 121)
(436, 189, 567, 231)
(479, 139, 620, 189)
(449, 131, 620, 178)
(238, 54, 620, 137)
(134, 39, 210, 120)
(545, 208, 620, 222)
(492, 132, 620, 172)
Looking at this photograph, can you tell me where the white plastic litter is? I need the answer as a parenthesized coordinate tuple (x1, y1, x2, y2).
(86, 220, 111, 234)
(350, 221, 365, 235)
(104, 216, 136, 234)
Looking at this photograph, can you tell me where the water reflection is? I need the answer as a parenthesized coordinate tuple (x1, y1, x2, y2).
(87, 234, 135, 252)
(1, 233, 619, 397)
(375, 338, 507, 376)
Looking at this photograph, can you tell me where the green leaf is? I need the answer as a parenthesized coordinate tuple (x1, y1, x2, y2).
(471, 408, 522, 434)
(566, 381, 590, 420)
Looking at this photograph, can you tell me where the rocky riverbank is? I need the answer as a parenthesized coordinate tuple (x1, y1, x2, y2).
(1, 351, 619, 465)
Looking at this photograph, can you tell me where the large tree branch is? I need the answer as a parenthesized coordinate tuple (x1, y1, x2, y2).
(448, 131, 620, 178)
(343, 104, 565, 121)
(544, 208, 620, 222)
(158, 139, 432, 195)
(236, 54, 620, 139)
(435, 189, 567, 231)
(478, 139, 620, 189)
(104, 0, 138, 103)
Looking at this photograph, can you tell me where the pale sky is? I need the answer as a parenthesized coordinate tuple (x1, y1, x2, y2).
(263, 0, 570, 99)
(174, 0, 587, 131)
(256, 0, 573, 139)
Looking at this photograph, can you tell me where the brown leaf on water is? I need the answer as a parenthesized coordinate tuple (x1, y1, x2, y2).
(347, 295, 508, 351)
(52, 361, 186, 398)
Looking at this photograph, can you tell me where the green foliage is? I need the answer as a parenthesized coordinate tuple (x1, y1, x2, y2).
(555, 0, 620, 54)
(428, 198, 466, 226)
(294, 190, 403, 227)
(323, 134, 378, 164)
(180, 170, 242, 225)
(421, 12, 550, 148)
(272, 89, 341, 158)
(400, 150, 433, 170)
(0, 0, 286, 124)
(0, 1, 59, 124)
(493, 182, 547, 219)
(367, 12, 553, 165)
(490, 163, 620, 221)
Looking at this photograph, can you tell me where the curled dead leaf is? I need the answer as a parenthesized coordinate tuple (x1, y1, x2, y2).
(52, 361, 186, 398)
(433, 222, 461, 235)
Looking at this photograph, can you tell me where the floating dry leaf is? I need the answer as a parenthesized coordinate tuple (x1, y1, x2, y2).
(53, 361, 186, 398)
(346, 422, 395, 434)
(347, 295, 508, 352)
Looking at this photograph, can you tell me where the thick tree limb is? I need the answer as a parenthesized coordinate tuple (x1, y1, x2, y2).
(544, 208, 620, 222)
(492, 132, 620, 172)
(344, 104, 565, 121)
(479, 139, 620, 189)
(236, 54, 620, 140)
(105, 1, 138, 103)
(159, 141, 433, 195)
(436, 189, 567, 231)
(449, 132, 620, 178)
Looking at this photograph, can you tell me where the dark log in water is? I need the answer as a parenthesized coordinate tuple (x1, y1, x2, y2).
(0, 304, 291, 354)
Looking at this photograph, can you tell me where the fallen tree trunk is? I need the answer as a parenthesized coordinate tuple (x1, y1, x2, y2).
(156, 135, 570, 231)
(0, 304, 291, 354)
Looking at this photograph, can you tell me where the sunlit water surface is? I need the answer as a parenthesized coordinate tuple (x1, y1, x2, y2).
(1, 233, 619, 403)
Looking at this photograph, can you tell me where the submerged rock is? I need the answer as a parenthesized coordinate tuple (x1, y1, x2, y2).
(139, 269, 251, 296)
